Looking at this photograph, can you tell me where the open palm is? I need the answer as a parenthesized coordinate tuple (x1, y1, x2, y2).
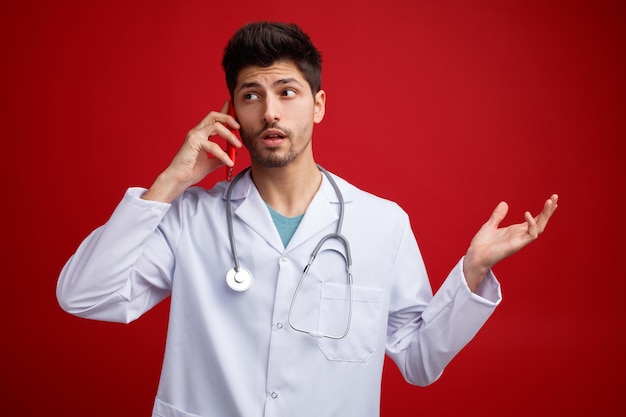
(463, 194, 559, 291)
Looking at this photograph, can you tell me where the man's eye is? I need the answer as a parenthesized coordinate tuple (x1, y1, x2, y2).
(282, 89, 296, 97)
(244, 93, 259, 100)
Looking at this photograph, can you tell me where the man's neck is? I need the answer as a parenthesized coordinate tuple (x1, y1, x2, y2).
(250, 161, 322, 218)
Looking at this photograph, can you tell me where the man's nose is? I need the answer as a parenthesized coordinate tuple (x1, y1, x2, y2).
(263, 95, 281, 124)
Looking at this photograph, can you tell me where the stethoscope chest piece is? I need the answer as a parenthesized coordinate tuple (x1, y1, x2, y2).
(226, 267, 253, 291)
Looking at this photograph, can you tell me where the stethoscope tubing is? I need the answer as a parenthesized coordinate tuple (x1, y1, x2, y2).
(225, 165, 353, 273)
(225, 165, 354, 339)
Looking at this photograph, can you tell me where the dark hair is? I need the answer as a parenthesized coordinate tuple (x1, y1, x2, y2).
(222, 22, 322, 98)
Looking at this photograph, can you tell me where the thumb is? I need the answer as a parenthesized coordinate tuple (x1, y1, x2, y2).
(488, 201, 509, 228)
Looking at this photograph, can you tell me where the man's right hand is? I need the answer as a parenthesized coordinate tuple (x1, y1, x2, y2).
(142, 101, 242, 203)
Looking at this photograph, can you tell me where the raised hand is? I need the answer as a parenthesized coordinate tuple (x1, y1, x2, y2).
(142, 101, 242, 203)
(463, 194, 559, 292)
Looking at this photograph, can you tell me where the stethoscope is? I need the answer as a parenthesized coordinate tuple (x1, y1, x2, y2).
(225, 165, 353, 339)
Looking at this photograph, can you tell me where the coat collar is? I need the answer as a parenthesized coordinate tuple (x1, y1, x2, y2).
(221, 167, 354, 253)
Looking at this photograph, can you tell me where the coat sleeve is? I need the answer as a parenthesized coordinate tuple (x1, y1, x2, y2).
(56, 188, 177, 323)
(385, 219, 502, 386)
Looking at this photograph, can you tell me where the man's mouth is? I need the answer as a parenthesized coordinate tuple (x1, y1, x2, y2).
(261, 129, 287, 146)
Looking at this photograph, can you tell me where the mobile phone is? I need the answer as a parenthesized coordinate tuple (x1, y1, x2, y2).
(226, 102, 239, 181)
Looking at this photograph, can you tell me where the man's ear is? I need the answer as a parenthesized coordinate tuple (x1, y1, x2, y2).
(313, 90, 326, 124)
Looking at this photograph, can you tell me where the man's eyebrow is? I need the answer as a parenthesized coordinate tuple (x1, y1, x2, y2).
(237, 81, 261, 91)
(237, 78, 304, 92)
(273, 77, 303, 87)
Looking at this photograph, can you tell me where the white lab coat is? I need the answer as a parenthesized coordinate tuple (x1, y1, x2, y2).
(57, 170, 501, 417)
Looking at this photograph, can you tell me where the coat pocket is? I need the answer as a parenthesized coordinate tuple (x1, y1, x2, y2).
(317, 282, 385, 362)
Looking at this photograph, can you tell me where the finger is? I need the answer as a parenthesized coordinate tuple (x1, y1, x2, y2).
(213, 123, 242, 148)
(534, 195, 558, 232)
(200, 138, 235, 167)
(525, 211, 538, 239)
(488, 201, 509, 228)
(185, 124, 237, 166)
(202, 124, 241, 164)
(195, 108, 240, 132)
(544, 194, 559, 213)
(186, 119, 239, 147)
(550, 193, 559, 205)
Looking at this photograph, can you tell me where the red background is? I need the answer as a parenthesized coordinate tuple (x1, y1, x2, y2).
(1, 0, 624, 416)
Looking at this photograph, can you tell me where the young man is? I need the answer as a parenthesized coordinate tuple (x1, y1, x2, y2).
(57, 22, 558, 417)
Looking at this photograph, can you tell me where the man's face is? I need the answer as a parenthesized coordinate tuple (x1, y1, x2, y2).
(233, 61, 325, 168)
